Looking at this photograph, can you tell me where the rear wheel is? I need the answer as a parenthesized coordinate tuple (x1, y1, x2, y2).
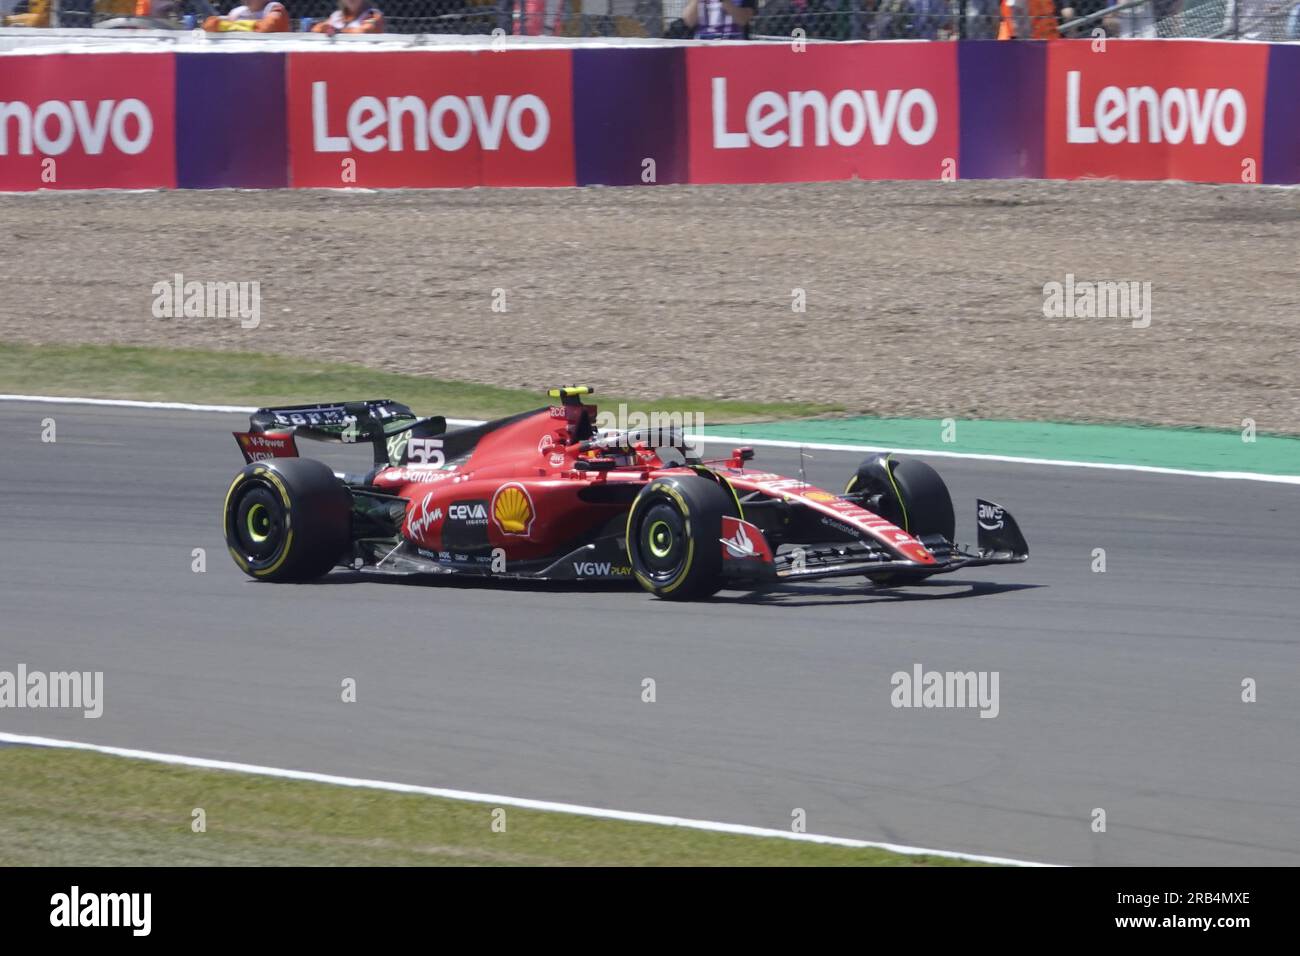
(626, 474, 737, 600)
(224, 458, 352, 582)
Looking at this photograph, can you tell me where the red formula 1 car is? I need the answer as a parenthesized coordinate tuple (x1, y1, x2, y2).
(222, 387, 1027, 599)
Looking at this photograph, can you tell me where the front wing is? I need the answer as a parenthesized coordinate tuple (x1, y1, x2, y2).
(720, 497, 1029, 584)
(344, 498, 1027, 588)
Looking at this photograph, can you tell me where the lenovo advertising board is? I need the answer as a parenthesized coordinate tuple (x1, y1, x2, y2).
(685, 42, 960, 184)
(1044, 40, 1269, 184)
(0, 53, 176, 191)
(286, 50, 575, 188)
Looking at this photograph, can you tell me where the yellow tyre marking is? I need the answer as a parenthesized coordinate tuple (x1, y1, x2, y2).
(627, 485, 655, 592)
(225, 465, 294, 577)
(223, 471, 246, 527)
(262, 468, 293, 524)
(884, 455, 910, 533)
(720, 475, 743, 521)
(628, 480, 695, 595)
(656, 485, 694, 595)
(253, 528, 294, 577)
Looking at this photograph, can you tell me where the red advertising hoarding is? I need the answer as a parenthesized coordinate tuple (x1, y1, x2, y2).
(1044, 40, 1269, 183)
(286, 51, 575, 188)
(0, 53, 176, 191)
(685, 43, 959, 184)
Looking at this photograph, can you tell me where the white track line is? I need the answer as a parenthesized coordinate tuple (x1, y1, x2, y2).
(0, 394, 258, 414)
(0, 393, 481, 428)
(699, 434, 1300, 485)
(4, 393, 1298, 484)
(0, 731, 1051, 866)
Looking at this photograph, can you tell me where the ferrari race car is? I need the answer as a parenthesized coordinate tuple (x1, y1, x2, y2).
(222, 387, 1028, 600)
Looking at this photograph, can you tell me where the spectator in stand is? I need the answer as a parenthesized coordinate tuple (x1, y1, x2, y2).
(874, 0, 915, 37)
(913, 0, 955, 37)
(3, 0, 49, 26)
(997, 0, 1061, 37)
(132, 0, 180, 18)
(203, 0, 289, 31)
(312, 0, 383, 32)
(875, 0, 953, 38)
(1059, 0, 1119, 36)
(511, 0, 562, 35)
(682, 0, 757, 38)
(962, 0, 1002, 37)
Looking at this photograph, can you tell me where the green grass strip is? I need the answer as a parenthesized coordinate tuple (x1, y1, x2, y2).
(0, 747, 979, 866)
(0, 343, 840, 424)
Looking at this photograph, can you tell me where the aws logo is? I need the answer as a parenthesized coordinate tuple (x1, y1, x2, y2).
(492, 483, 535, 536)
(978, 502, 1004, 531)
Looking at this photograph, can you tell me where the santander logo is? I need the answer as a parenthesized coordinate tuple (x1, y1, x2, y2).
(0, 98, 153, 156)
(710, 76, 938, 150)
(310, 81, 550, 154)
(1065, 70, 1246, 146)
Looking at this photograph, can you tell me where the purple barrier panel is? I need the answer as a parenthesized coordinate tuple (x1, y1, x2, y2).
(957, 40, 1045, 180)
(1263, 43, 1300, 185)
(176, 53, 287, 189)
(573, 48, 687, 187)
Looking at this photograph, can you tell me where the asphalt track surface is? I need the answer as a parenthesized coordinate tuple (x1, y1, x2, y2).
(2, 401, 1298, 866)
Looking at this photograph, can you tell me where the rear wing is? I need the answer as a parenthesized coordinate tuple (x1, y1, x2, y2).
(234, 400, 445, 467)
(248, 399, 416, 438)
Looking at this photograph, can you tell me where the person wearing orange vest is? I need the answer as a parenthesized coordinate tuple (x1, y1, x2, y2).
(203, 0, 290, 31)
(998, 0, 1061, 38)
(3, 0, 49, 26)
(311, 0, 384, 33)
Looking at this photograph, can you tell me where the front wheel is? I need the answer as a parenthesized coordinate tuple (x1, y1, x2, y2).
(223, 458, 352, 582)
(845, 455, 954, 541)
(626, 474, 738, 600)
(846, 455, 954, 586)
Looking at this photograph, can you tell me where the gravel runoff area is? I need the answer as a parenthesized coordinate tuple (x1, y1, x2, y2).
(2, 180, 1296, 432)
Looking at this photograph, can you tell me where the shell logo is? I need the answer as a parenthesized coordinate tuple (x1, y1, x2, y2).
(806, 491, 838, 502)
(491, 483, 535, 536)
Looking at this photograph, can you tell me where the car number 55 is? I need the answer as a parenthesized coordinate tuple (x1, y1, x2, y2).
(408, 437, 445, 468)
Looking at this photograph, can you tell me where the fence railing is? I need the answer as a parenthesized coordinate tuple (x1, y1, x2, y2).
(9, 0, 1299, 40)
